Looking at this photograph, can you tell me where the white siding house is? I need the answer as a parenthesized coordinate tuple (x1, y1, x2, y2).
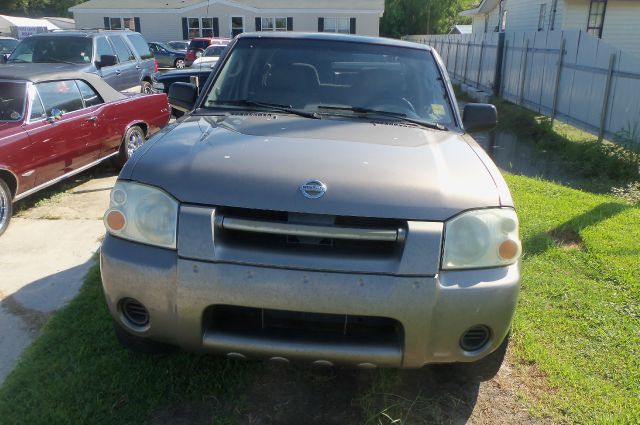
(69, 0, 384, 42)
(462, 0, 640, 57)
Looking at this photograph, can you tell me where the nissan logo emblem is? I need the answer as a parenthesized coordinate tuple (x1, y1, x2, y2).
(300, 180, 327, 199)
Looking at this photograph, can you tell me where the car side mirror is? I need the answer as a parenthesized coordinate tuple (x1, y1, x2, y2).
(47, 108, 63, 123)
(462, 103, 498, 132)
(96, 54, 117, 68)
(0, 55, 6, 64)
(169, 82, 198, 112)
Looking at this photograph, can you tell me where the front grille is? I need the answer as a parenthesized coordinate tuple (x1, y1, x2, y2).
(204, 305, 403, 345)
(214, 207, 406, 258)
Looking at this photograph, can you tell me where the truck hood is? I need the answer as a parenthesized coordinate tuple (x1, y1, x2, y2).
(125, 114, 503, 221)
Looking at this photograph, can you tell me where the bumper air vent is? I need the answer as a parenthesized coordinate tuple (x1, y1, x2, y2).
(460, 325, 491, 352)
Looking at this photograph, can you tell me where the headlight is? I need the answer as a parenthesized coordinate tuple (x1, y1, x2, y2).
(442, 208, 521, 270)
(104, 181, 178, 249)
(152, 81, 165, 91)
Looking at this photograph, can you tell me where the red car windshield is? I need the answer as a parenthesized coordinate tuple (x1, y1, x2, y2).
(0, 82, 26, 121)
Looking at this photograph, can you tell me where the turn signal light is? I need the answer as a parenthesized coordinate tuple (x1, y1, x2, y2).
(498, 239, 520, 260)
(105, 209, 126, 232)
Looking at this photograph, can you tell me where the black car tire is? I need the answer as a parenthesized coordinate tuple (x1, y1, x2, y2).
(112, 125, 146, 170)
(140, 80, 153, 94)
(446, 332, 510, 382)
(174, 58, 185, 69)
(0, 179, 13, 237)
(113, 320, 174, 354)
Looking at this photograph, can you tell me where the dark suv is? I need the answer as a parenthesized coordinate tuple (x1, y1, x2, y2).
(6, 30, 157, 93)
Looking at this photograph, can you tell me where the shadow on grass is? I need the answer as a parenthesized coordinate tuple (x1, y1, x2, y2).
(524, 202, 629, 256)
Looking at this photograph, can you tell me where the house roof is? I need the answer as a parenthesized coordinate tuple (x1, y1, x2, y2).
(460, 0, 499, 17)
(70, 0, 385, 13)
(449, 25, 472, 34)
(0, 14, 60, 30)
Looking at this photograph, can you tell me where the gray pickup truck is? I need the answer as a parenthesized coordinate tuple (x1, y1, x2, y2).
(101, 33, 522, 381)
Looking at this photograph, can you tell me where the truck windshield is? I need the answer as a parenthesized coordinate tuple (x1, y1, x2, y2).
(8, 36, 93, 65)
(204, 37, 455, 126)
(0, 82, 26, 121)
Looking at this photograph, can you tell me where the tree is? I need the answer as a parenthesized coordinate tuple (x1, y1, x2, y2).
(0, 0, 83, 17)
(381, 0, 475, 38)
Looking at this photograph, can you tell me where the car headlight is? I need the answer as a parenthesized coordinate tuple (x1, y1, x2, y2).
(442, 208, 521, 270)
(104, 181, 178, 249)
(152, 81, 165, 91)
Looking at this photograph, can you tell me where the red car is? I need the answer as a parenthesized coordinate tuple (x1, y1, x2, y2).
(0, 65, 170, 235)
(185, 37, 230, 66)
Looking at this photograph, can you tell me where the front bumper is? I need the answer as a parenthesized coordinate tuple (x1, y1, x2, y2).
(100, 235, 520, 368)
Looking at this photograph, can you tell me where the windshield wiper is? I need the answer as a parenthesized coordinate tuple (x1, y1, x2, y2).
(36, 58, 78, 65)
(317, 105, 447, 131)
(208, 99, 320, 119)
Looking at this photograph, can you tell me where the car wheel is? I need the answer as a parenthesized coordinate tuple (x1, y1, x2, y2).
(447, 332, 510, 382)
(113, 125, 146, 169)
(174, 59, 185, 69)
(0, 179, 13, 237)
(113, 320, 174, 354)
(140, 80, 153, 94)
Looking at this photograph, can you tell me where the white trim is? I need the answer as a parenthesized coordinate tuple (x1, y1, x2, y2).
(14, 152, 118, 202)
(70, 0, 383, 15)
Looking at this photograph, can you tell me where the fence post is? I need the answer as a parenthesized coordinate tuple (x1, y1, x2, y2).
(453, 41, 459, 80)
(550, 37, 566, 125)
(476, 39, 485, 89)
(598, 53, 617, 143)
(499, 39, 509, 97)
(463, 41, 471, 83)
(518, 39, 530, 105)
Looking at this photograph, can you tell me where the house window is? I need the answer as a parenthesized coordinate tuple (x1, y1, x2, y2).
(231, 16, 244, 37)
(587, 0, 608, 38)
(538, 4, 547, 31)
(187, 18, 200, 38)
(323, 17, 350, 34)
(106, 18, 136, 31)
(202, 18, 214, 37)
(186, 18, 215, 38)
(260, 17, 288, 31)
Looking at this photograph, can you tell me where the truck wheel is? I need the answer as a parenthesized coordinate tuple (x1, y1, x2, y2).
(140, 80, 153, 94)
(0, 179, 13, 237)
(113, 125, 146, 170)
(113, 320, 174, 354)
(448, 333, 510, 382)
(174, 59, 185, 69)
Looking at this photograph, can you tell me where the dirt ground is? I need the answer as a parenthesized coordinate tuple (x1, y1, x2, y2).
(151, 351, 551, 424)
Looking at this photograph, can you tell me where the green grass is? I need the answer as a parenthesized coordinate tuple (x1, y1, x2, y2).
(508, 174, 639, 423)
